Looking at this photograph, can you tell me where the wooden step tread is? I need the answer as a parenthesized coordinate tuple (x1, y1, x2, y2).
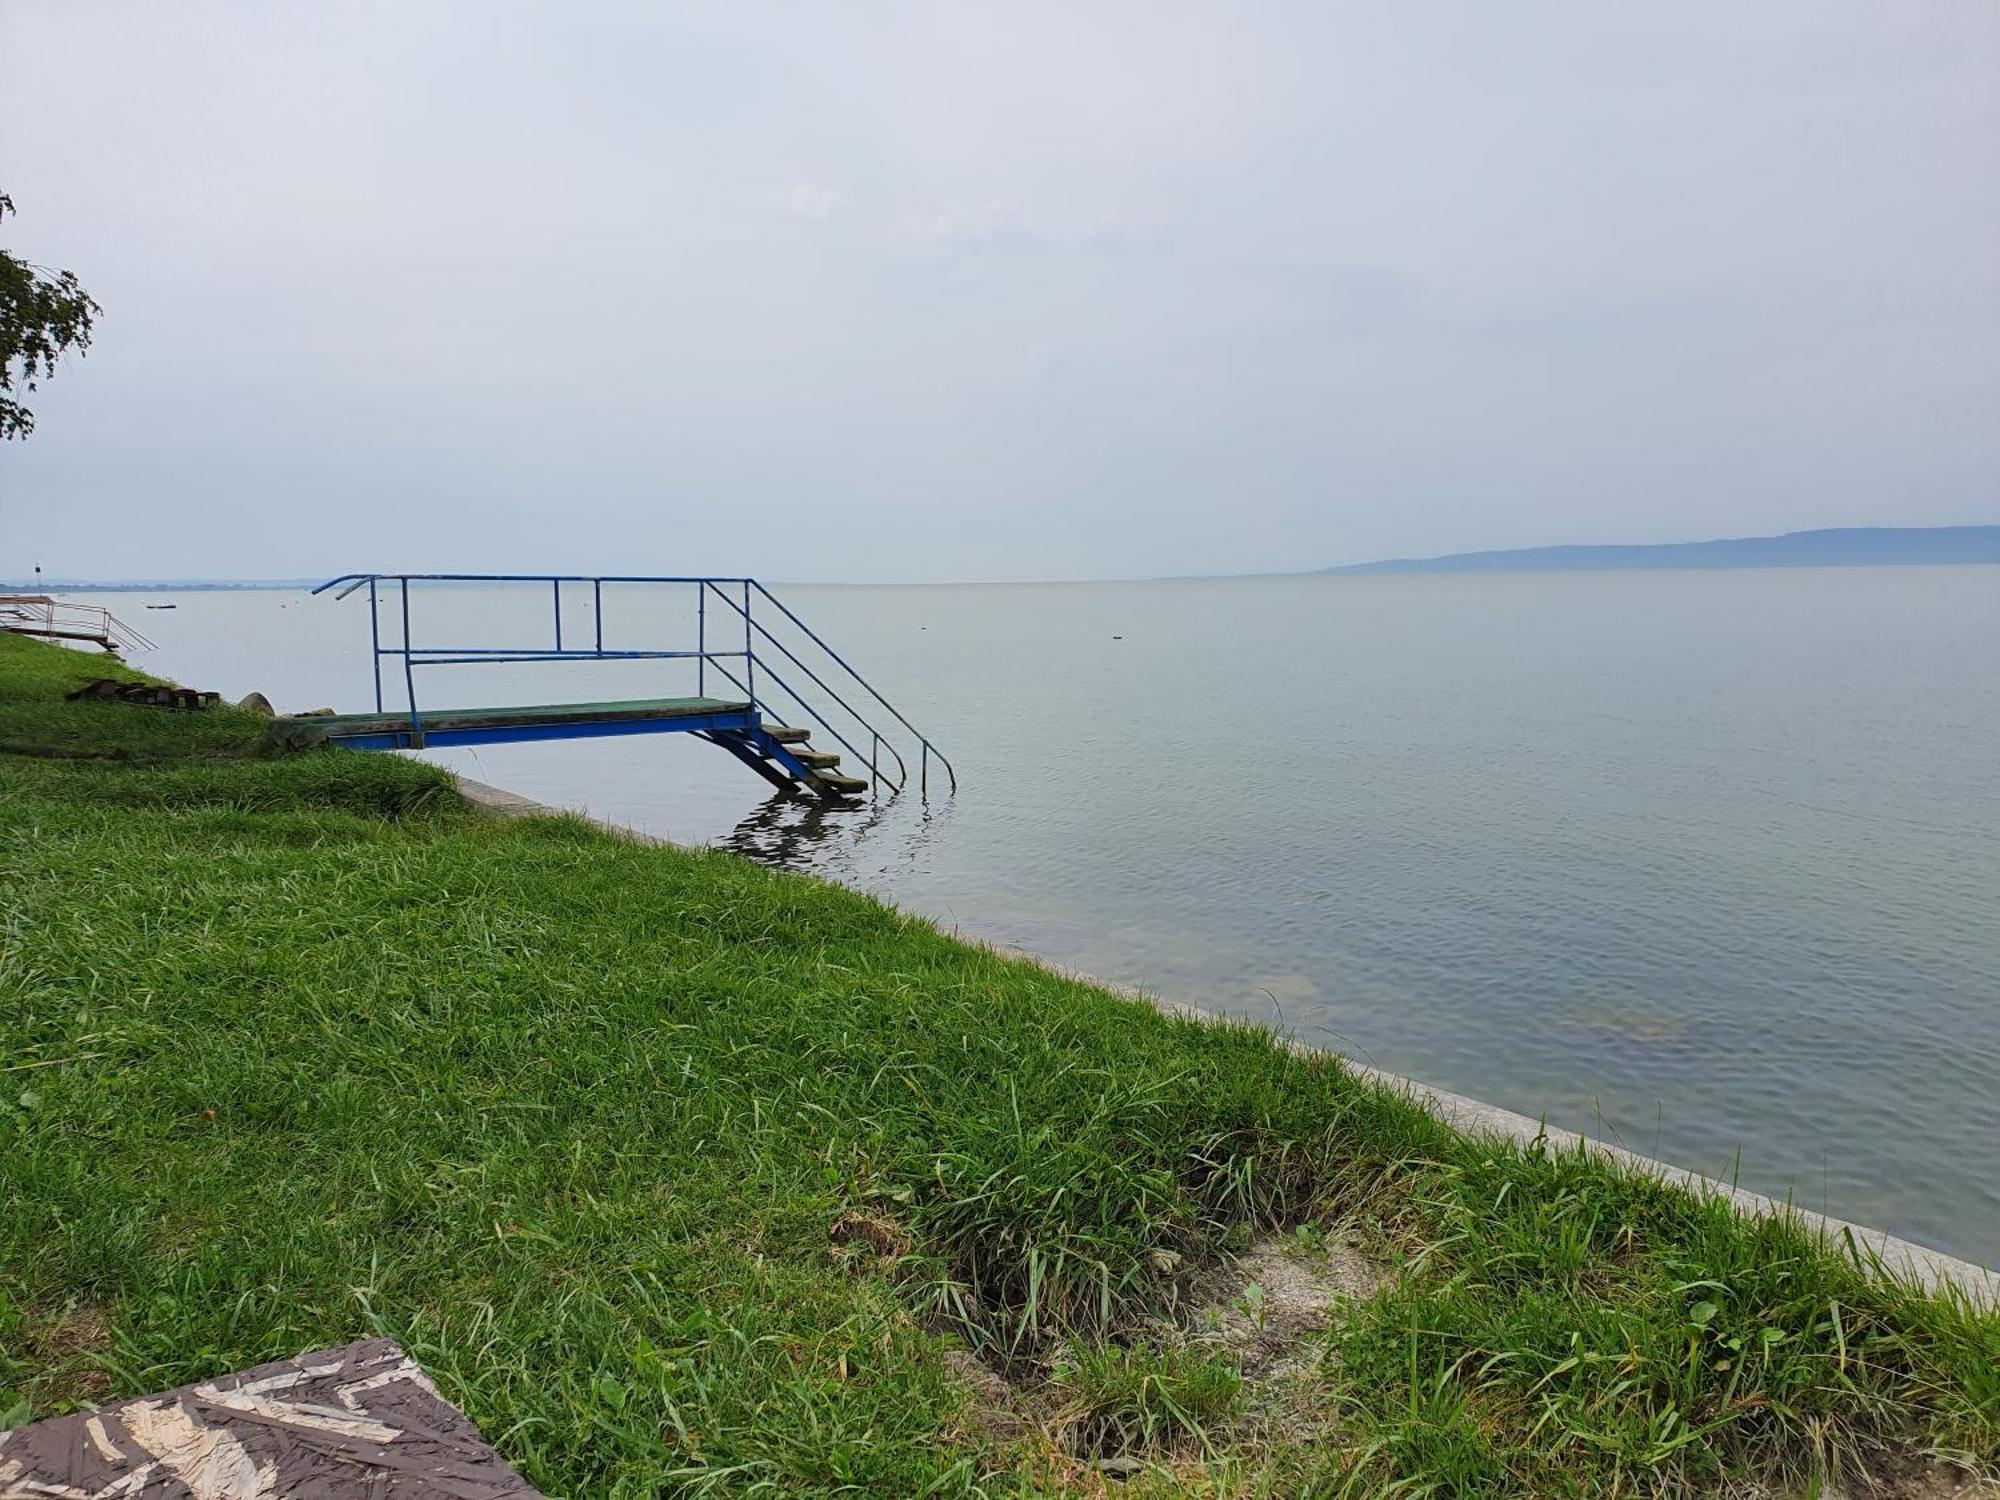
(794, 749, 840, 768)
(816, 772, 868, 793)
(764, 724, 811, 742)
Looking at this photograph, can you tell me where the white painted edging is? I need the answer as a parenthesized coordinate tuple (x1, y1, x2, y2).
(455, 774, 1998, 1302)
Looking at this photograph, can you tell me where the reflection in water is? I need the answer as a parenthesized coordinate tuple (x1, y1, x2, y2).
(722, 789, 957, 884)
(723, 793, 877, 869)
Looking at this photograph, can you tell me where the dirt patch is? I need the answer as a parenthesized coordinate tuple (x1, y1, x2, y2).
(1862, 1465, 1998, 1499)
(1740, 1449, 1997, 1499)
(932, 1232, 1385, 1476)
(1812, 1456, 1995, 1499)
(941, 1347, 1029, 1445)
(1189, 1234, 1382, 1377)
(15, 1303, 115, 1407)
(828, 1209, 911, 1263)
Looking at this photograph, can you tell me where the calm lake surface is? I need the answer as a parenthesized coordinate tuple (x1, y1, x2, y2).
(89, 569, 2000, 1263)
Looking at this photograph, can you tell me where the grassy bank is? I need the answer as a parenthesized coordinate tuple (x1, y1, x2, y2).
(1, 630, 1993, 1497)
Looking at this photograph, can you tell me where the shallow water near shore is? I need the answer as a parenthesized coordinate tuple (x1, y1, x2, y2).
(89, 567, 2000, 1263)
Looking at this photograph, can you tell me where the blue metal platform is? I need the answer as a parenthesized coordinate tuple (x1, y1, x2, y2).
(302, 574, 954, 802)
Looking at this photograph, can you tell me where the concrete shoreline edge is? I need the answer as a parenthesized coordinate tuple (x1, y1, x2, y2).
(453, 775, 1999, 1301)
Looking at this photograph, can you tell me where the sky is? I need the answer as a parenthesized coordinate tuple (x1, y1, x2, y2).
(2, 2, 1996, 583)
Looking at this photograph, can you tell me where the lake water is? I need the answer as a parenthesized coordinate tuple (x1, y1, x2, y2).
(82, 569, 2000, 1264)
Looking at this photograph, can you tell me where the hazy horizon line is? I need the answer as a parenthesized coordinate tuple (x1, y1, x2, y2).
(7, 521, 1996, 593)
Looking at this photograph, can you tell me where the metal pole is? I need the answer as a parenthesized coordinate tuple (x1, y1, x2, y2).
(743, 580, 754, 704)
(368, 578, 382, 713)
(871, 732, 879, 797)
(593, 579, 603, 654)
(921, 743, 929, 801)
(697, 585, 706, 695)
(552, 578, 563, 652)
(401, 578, 421, 736)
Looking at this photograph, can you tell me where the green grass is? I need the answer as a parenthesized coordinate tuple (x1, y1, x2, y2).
(0, 629, 1993, 1496)
(1051, 1340, 1244, 1460)
(0, 639, 274, 761)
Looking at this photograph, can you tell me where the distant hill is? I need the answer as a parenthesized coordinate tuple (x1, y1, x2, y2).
(1317, 526, 2000, 576)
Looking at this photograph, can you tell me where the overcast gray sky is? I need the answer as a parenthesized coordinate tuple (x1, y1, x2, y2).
(2, 2, 1996, 582)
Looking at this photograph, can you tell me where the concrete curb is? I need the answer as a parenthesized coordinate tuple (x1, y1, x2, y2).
(453, 773, 1999, 1302)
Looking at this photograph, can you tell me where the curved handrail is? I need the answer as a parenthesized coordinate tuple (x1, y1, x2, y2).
(313, 572, 754, 592)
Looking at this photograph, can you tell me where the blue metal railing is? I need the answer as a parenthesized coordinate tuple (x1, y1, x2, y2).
(311, 573, 957, 797)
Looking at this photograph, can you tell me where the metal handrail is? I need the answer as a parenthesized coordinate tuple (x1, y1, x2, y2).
(706, 654, 903, 796)
(749, 581, 956, 794)
(318, 573, 755, 587)
(312, 572, 953, 799)
(701, 583, 912, 789)
(0, 595, 157, 653)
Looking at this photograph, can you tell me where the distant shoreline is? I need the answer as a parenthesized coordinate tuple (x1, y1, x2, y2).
(1315, 524, 2000, 576)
